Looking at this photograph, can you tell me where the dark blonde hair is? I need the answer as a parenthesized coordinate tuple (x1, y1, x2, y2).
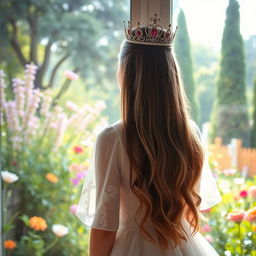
(119, 37, 204, 251)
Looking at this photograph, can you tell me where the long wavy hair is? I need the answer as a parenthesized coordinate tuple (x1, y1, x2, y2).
(118, 36, 205, 251)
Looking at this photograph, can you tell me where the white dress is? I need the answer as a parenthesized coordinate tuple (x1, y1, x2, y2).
(75, 119, 222, 256)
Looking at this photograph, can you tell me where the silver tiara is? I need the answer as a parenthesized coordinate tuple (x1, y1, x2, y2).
(123, 13, 178, 46)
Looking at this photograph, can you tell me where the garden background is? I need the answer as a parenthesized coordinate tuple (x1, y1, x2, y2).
(0, 0, 256, 255)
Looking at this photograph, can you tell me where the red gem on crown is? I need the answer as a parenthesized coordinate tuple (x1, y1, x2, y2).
(151, 28, 158, 37)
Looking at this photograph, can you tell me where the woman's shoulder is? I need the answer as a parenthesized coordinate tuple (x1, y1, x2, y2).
(96, 119, 123, 144)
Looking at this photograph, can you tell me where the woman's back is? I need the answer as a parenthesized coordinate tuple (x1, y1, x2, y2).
(75, 119, 222, 255)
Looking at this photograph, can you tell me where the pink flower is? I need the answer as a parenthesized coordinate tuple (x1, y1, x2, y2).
(226, 210, 245, 223)
(204, 235, 213, 243)
(66, 101, 79, 111)
(249, 186, 256, 198)
(65, 71, 79, 81)
(73, 146, 83, 154)
(201, 224, 212, 233)
(223, 168, 236, 176)
(71, 171, 86, 186)
(239, 190, 248, 198)
(70, 205, 77, 214)
(200, 208, 211, 213)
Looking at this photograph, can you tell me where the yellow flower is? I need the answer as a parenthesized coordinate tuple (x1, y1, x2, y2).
(46, 173, 58, 183)
(252, 226, 256, 232)
(4, 240, 16, 250)
(29, 216, 48, 231)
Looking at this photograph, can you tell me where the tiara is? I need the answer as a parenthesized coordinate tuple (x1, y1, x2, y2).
(123, 13, 178, 46)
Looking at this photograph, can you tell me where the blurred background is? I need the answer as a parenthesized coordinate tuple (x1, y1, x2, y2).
(1, 0, 256, 255)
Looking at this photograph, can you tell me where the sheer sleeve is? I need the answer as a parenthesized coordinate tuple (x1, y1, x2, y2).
(190, 120, 222, 211)
(75, 125, 121, 231)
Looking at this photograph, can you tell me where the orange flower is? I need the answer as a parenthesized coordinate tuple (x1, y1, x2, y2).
(29, 216, 48, 231)
(4, 240, 16, 250)
(244, 207, 256, 223)
(252, 225, 256, 232)
(46, 173, 58, 183)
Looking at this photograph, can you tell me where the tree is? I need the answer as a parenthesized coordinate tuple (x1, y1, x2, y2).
(0, 0, 127, 91)
(210, 0, 250, 146)
(251, 79, 256, 148)
(193, 43, 219, 127)
(174, 9, 198, 123)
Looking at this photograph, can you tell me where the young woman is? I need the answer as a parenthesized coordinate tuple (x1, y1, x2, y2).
(75, 25, 222, 256)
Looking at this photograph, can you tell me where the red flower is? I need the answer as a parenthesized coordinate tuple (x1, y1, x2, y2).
(73, 146, 83, 154)
(11, 160, 17, 166)
(239, 190, 248, 198)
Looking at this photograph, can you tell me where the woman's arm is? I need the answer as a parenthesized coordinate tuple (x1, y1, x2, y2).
(89, 228, 117, 256)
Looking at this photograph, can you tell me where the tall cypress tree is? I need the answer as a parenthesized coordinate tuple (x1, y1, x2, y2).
(174, 10, 199, 123)
(251, 79, 256, 148)
(210, 0, 250, 146)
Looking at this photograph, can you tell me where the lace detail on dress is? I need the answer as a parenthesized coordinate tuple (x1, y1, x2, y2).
(80, 177, 95, 219)
(93, 185, 119, 229)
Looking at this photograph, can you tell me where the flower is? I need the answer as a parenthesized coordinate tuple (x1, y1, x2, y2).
(69, 163, 87, 173)
(46, 173, 58, 183)
(11, 160, 17, 166)
(226, 210, 245, 222)
(66, 101, 79, 111)
(73, 146, 83, 154)
(249, 186, 256, 198)
(244, 207, 256, 223)
(252, 225, 256, 232)
(1, 171, 19, 184)
(204, 235, 213, 243)
(71, 171, 86, 186)
(223, 168, 236, 176)
(52, 224, 69, 237)
(233, 178, 245, 185)
(70, 204, 78, 214)
(239, 190, 248, 198)
(65, 71, 79, 81)
(71, 177, 80, 186)
(201, 224, 212, 233)
(4, 240, 16, 250)
(200, 208, 211, 213)
(29, 216, 48, 231)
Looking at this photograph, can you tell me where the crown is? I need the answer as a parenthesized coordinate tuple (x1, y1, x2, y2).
(123, 13, 178, 46)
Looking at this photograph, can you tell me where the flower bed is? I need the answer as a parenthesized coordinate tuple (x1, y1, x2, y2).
(199, 165, 256, 256)
(1, 64, 106, 255)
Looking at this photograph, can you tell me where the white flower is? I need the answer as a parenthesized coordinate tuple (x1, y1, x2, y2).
(52, 224, 69, 237)
(233, 178, 245, 185)
(1, 171, 19, 184)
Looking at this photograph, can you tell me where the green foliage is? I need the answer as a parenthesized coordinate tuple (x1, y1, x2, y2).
(174, 10, 198, 123)
(251, 79, 256, 148)
(212, 0, 250, 146)
(193, 43, 219, 126)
